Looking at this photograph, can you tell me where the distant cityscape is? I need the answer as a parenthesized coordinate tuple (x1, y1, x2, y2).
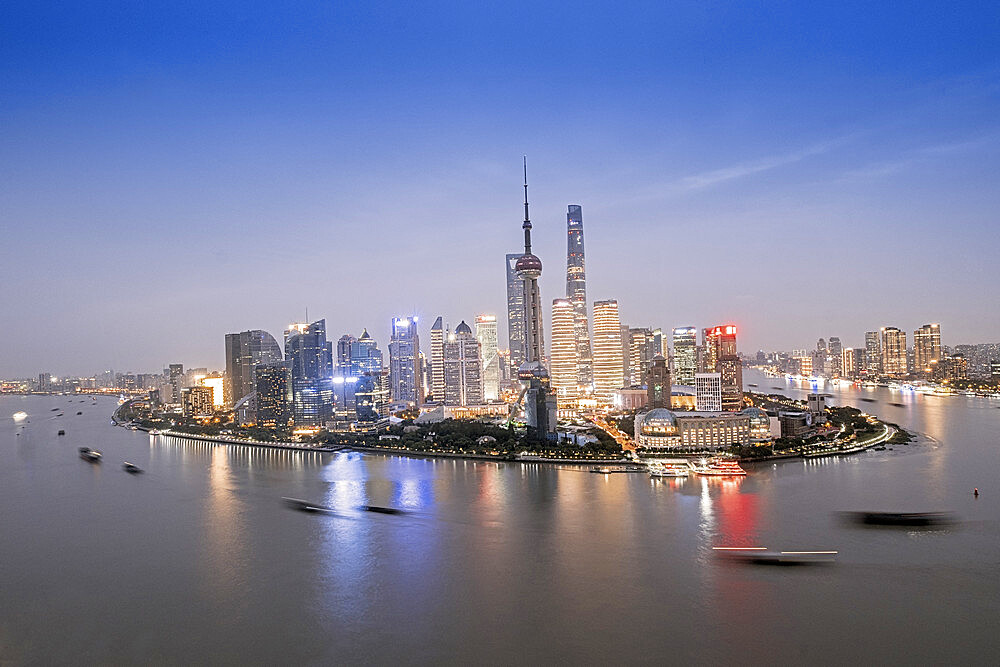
(6, 167, 1000, 455)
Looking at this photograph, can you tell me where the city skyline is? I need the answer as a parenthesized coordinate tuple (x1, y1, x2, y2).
(3, 3, 1000, 376)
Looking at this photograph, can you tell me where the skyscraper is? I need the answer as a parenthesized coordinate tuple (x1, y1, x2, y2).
(349, 329, 383, 376)
(284, 320, 334, 426)
(505, 253, 525, 373)
(255, 362, 291, 428)
(514, 159, 556, 436)
(914, 323, 942, 375)
(592, 299, 625, 402)
(828, 337, 843, 377)
(336, 334, 357, 374)
(672, 327, 697, 385)
(565, 204, 593, 394)
(628, 327, 658, 385)
(695, 373, 723, 412)
(704, 325, 742, 410)
(549, 298, 578, 405)
(475, 314, 499, 401)
(389, 316, 421, 405)
(224, 329, 283, 408)
(881, 327, 907, 375)
(430, 316, 446, 402)
(645, 355, 671, 409)
(443, 321, 483, 406)
(865, 331, 882, 375)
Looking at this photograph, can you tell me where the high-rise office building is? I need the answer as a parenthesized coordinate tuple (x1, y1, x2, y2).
(695, 373, 723, 412)
(629, 327, 658, 385)
(549, 298, 578, 405)
(284, 320, 334, 426)
(620, 323, 632, 386)
(430, 317, 446, 403)
(506, 254, 526, 373)
(645, 355, 671, 409)
(565, 204, 593, 394)
(828, 337, 843, 377)
(704, 325, 742, 410)
(914, 323, 942, 375)
(224, 329, 283, 408)
(881, 327, 907, 375)
(672, 327, 697, 385)
(336, 334, 357, 374)
(514, 160, 555, 436)
(865, 331, 882, 375)
(592, 300, 625, 401)
(255, 362, 291, 428)
(443, 321, 483, 406)
(475, 314, 499, 402)
(349, 329, 383, 377)
(168, 364, 184, 404)
(842, 348, 861, 379)
(389, 316, 421, 405)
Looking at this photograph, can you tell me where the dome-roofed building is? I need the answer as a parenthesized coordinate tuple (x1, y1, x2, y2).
(738, 407, 773, 441)
(634, 407, 759, 452)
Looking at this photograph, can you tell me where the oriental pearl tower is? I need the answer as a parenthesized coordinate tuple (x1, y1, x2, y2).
(515, 158, 556, 436)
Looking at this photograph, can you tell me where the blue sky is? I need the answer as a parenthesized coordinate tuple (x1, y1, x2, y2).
(2, 2, 999, 375)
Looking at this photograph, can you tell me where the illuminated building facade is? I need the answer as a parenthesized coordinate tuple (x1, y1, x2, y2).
(828, 337, 843, 377)
(629, 327, 658, 385)
(475, 314, 499, 401)
(549, 298, 578, 405)
(865, 331, 882, 375)
(842, 348, 862, 378)
(672, 327, 697, 385)
(565, 204, 593, 393)
(389, 316, 421, 405)
(591, 299, 625, 402)
(695, 373, 722, 412)
(443, 321, 483, 407)
(430, 317, 445, 403)
(285, 319, 334, 426)
(224, 330, 283, 408)
(181, 386, 215, 418)
(255, 362, 291, 428)
(914, 323, 942, 375)
(704, 325, 742, 410)
(633, 408, 754, 451)
(200, 374, 225, 407)
(880, 327, 907, 375)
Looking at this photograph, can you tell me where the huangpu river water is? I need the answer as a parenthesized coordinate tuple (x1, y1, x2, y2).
(2, 372, 999, 665)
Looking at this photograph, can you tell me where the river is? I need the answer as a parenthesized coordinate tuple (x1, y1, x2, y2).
(1, 372, 998, 664)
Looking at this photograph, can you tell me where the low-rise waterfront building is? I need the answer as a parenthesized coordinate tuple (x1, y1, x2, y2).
(633, 407, 759, 451)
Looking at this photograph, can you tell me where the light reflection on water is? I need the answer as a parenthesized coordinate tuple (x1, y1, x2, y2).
(2, 388, 999, 664)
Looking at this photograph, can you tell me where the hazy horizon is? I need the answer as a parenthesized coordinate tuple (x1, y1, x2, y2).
(3, 2, 999, 377)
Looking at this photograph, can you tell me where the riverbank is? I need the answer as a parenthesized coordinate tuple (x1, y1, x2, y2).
(352, 444, 629, 465)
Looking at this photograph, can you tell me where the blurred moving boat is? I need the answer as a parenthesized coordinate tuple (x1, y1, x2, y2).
(12, 411, 28, 422)
(713, 547, 837, 565)
(845, 511, 955, 526)
(122, 462, 143, 474)
(79, 447, 102, 462)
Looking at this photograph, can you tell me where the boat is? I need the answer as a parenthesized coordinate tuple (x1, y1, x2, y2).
(689, 457, 747, 476)
(361, 505, 405, 515)
(57, 430, 65, 436)
(648, 461, 690, 478)
(844, 511, 955, 527)
(713, 547, 837, 565)
(590, 465, 647, 474)
(76, 411, 83, 415)
(78, 447, 102, 462)
(149, 429, 162, 436)
(859, 398, 876, 402)
(873, 446, 886, 451)
(517, 452, 542, 461)
(50, 408, 59, 412)
(748, 383, 758, 387)
(122, 462, 143, 474)
(888, 402, 904, 407)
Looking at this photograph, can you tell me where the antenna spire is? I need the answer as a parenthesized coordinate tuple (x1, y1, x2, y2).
(522, 156, 532, 254)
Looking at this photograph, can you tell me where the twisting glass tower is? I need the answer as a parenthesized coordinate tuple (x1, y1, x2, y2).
(565, 205, 593, 394)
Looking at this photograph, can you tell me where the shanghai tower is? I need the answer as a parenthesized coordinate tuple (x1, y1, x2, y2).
(565, 205, 593, 393)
